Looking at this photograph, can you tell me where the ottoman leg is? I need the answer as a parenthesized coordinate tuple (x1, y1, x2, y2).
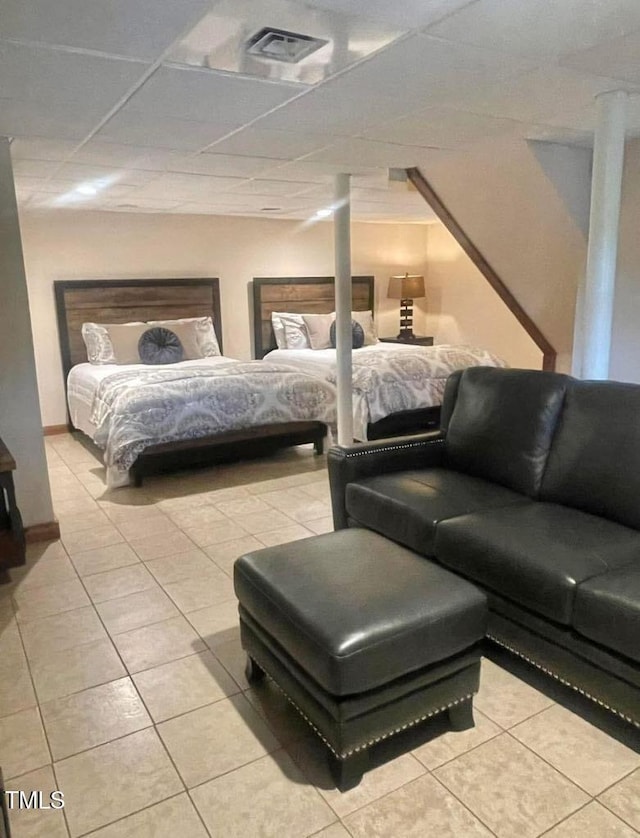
(448, 698, 474, 731)
(330, 749, 369, 792)
(245, 655, 266, 684)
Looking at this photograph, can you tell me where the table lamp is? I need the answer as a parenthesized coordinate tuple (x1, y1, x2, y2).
(387, 273, 426, 340)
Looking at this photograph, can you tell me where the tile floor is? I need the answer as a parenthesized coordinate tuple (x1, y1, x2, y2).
(1, 433, 640, 837)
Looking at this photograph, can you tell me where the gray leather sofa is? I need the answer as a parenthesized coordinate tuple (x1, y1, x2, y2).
(328, 367, 640, 728)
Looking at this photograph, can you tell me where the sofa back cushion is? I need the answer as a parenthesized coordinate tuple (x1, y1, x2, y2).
(445, 367, 568, 497)
(540, 379, 640, 529)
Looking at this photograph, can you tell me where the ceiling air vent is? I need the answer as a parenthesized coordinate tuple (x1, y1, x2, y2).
(246, 27, 328, 64)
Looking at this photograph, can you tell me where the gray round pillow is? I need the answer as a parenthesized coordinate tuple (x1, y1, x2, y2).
(330, 319, 365, 349)
(138, 327, 184, 365)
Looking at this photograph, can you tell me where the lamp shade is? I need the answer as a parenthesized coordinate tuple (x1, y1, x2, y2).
(387, 274, 425, 300)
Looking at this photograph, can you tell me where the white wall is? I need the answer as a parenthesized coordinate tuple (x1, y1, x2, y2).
(20, 210, 429, 426)
(0, 139, 54, 527)
(610, 138, 640, 383)
(420, 137, 590, 372)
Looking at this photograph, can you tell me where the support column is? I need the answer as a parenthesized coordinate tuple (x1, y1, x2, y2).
(334, 173, 353, 445)
(580, 90, 627, 379)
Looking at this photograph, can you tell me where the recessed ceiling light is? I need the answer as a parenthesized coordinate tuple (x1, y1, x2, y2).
(260, 206, 281, 212)
(315, 207, 332, 219)
(76, 184, 98, 196)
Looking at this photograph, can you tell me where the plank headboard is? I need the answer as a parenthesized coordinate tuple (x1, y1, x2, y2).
(252, 276, 374, 359)
(54, 278, 222, 383)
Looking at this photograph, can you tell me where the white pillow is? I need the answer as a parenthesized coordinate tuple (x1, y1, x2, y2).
(81, 323, 117, 364)
(352, 310, 378, 346)
(301, 313, 334, 350)
(147, 316, 221, 357)
(272, 312, 309, 349)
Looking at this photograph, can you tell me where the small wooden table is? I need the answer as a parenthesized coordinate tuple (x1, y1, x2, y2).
(379, 335, 434, 346)
(0, 437, 25, 570)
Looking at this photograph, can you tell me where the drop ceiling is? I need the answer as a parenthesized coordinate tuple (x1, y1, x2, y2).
(3, 0, 640, 223)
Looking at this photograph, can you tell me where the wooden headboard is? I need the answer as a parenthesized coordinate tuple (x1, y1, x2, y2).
(252, 276, 374, 359)
(54, 278, 222, 383)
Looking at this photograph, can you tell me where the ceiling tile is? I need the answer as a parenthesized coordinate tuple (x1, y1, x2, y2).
(362, 108, 530, 148)
(0, 0, 212, 60)
(232, 178, 316, 196)
(426, 0, 640, 59)
(9, 138, 79, 162)
(103, 197, 184, 212)
(55, 162, 157, 188)
(95, 107, 236, 151)
(0, 98, 98, 141)
(304, 137, 449, 166)
(128, 171, 246, 200)
(206, 128, 330, 159)
(167, 153, 281, 178)
(0, 42, 149, 112)
(72, 141, 184, 171)
(302, 0, 477, 29)
(561, 31, 640, 84)
(127, 65, 300, 127)
(11, 159, 60, 178)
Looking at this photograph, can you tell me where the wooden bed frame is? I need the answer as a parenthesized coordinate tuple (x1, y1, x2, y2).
(54, 278, 326, 485)
(252, 276, 441, 439)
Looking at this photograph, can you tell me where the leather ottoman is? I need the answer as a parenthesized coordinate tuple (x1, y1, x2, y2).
(234, 528, 487, 790)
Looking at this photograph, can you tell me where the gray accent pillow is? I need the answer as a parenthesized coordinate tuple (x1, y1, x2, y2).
(138, 327, 184, 365)
(330, 319, 365, 349)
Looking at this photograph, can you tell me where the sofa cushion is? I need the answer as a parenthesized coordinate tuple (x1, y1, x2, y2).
(445, 367, 568, 497)
(540, 379, 640, 530)
(574, 567, 640, 664)
(345, 468, 526, 556)
(435, 503, 640, 625)
(234, 529, 487, 696)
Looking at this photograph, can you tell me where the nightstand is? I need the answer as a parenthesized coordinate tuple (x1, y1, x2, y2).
(379, 336, 434, 347)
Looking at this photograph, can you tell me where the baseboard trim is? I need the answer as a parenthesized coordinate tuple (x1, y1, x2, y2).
(43, 425, 69, 436)
(25, 521, 60, 543)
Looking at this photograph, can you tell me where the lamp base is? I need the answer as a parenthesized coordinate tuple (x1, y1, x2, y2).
(396, 329, 416, 341)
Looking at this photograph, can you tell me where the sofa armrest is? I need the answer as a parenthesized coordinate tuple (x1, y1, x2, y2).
(328, 431, 446, 529)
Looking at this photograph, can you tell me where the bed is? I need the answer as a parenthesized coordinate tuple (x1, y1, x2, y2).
(252, 276, 506, 441)
(54, 278, 336, 487)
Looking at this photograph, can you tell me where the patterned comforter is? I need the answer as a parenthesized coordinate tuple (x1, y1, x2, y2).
(326, 344, 507, 429)
(90, 361, 337, 479)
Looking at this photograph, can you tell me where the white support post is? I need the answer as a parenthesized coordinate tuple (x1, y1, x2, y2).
(334, 173, 353, 445)
(580, 90, 627, 379)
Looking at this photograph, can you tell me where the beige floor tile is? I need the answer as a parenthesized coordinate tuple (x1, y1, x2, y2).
(98, 501, 162, 524)
(13, 580, 90, 624)
(128, 530, 197, 561)
(163, 571, 235, 613)
(61, 524, 124, 555)
(214, 636, 252, 690)
(344, 773, 493, 838)
(412, 708, 502, 770)
(133, 650, 239, 722)
(57, 509, 111, 535)
(5, 765, 69, 838)
(187, 599, 240, 648)
(20, 607, 107, 661)
(10, 552, 77, 593)
(54, 728, 182, 837)
(112, 615, 205, 674)
(233, 509, 298, 535)
(214, 496, 272, 517)
(311, 825, 351, 838)
(82, 563, 158, 604)
(544, 801, 639, 837)
(70, 542, 139, 578)
(289, 735, 426, 819)
(305, 517, 334, 535)
(599, 767, 640, 831)
(434, 733, 589, 838)
(145, 549, 218, 585)
(257, 524, 314, 547)
(511, 704, 640, 795)
(474, 658, 554, 728)
(204, 535, 264, 576)
(191, 749, 335, 837)
(0, 707, 50, 779)
(24, 540, 68, 563)
(164, 505, 228, 530)
(299, 481, 331, 502)
(96, 587, 179, 635)
(116, 513, 179, 542)
(261, 488, 331, 522)
(30, 638, 126, 703)
(0, 648, 37, 718)
(185, 520, 248, 549)
(201, 486, 251, 503)
(157, 492, 216, 512)
(41, 677, 151, 760)
(53, 498, 99, 517)
(158, 693, 280, 788)
(0, 619, 22, 657)
(86, 793, 208, 837)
